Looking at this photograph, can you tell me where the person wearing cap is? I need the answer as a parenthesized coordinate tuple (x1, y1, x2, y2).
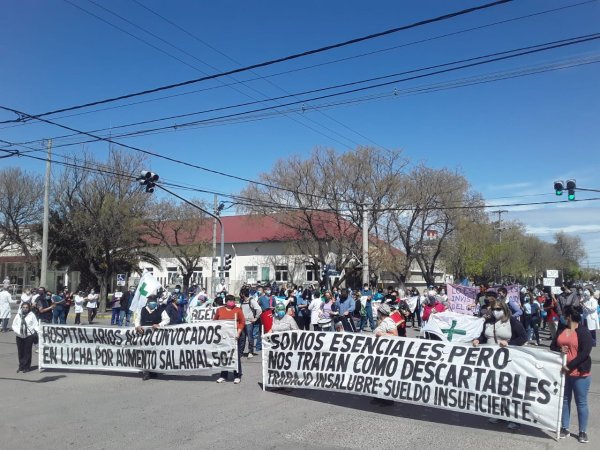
(73, 291, 85, 325)
(373, 304, 398, 337)
(12, 301, 39, 372)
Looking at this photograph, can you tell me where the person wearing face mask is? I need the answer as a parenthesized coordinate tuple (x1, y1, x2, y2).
(473, 299, 526, 429)
(269, 302, 299, 333)
(215, 294, 245, 384)
(34, 287, 54, 324)
(135, 295, 170, 381)
(528, 290, 542, 346)
(73, 291, 85, 325)
(581, 290, 599, 347)
(551, 306, 592, 443)
(337, 288, 356, 332)
(12, 301, 39, 373)
(255, 286, 276, 351)
(86, 289, 99, 324)
(118, 286, 136, 326)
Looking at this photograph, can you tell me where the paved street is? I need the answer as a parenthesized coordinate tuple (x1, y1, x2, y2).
(1, 311, 598, 450)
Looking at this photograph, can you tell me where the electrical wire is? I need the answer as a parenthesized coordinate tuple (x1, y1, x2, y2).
(0, 0, 512, 123)
(2, 0, 591, 133)
(11, 35, 600, 149)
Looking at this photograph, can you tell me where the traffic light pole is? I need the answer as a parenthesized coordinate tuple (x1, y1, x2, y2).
(153, 184, 225, 292)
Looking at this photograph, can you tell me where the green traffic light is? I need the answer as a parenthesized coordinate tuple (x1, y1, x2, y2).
(568, 192, 575, 201)
(555, 190, 563, 196)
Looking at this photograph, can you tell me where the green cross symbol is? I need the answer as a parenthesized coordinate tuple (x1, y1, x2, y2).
(138, 282, 148, 297)
(442, 320, 467, 342)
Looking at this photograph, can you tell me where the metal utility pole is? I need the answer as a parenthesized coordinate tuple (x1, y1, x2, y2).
(212, 194, 217, 292)
(492, 209, 508, 243)
(40, 139, 52, 287)
(492, 209, 508, 282)
(362, 205, 369, 287)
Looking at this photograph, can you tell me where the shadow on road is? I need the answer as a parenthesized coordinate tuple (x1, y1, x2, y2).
(0, 374, 66, 383)
(261, 383, 554, 441)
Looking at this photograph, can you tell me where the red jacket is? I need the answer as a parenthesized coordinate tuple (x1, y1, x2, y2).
(422, 302, 446, 321)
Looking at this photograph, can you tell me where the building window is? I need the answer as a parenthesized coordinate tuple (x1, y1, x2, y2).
(275, 265, 288, 282)
(245, 266, 258, 282)
(167, 267, 179, 285)
(190, 268, 203, 286)
(306, 265, 318, 282)
(261, 267, 270, 282)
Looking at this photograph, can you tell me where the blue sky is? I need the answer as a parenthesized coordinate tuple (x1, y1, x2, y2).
(1, 0, 599, 266)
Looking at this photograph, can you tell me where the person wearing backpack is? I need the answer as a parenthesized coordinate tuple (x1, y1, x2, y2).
(239, 288, 262, 358)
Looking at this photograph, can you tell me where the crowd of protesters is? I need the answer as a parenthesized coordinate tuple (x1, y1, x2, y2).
(4, 278, 596, 442)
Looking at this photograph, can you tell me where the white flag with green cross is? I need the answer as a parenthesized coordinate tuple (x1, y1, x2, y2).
(421, 311, 484, 343)
(129, 272, 162, 312)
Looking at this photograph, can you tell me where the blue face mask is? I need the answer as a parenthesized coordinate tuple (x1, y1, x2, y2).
(276, 311, 285, 319)
(174, 289, 180, 293)
(147, 301, 158, 310)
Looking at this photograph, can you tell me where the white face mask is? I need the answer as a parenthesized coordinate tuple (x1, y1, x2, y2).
(493, 310, 505, 320)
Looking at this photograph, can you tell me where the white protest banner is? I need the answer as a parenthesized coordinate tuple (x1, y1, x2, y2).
(420, 311, 484, 343)
(39, 321, 237, 373)
(187, 305, 221, 322)
(446, 284, 479, 315)
(262, 331, 564, 432)
(129, 272, 162, 312)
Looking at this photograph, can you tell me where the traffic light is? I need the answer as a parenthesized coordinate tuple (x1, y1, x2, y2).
(566, 179, 576, 201)
(321, 266, 328, 278)
(224, 254, 233, 271)
(553, 180, 564, 196)
(138, 170, 159, 193)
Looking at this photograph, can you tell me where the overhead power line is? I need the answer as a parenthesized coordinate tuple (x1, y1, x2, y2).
(2, 0, 590, 132)
(12, 33, 599, 149)
(0, 0, 512, 123)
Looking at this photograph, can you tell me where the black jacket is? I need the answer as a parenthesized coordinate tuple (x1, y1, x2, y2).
(550, 325, 592, 374)
(478, 316, 527, 346)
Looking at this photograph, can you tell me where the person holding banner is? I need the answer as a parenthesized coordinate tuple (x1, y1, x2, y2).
(215, 294, 245, 384)
(551, 306, 592, 443)
(373, 304, 398, 337)
(269, 302, 299, 333)
(473, 299, 527, 429)
(135, 295, 170, 381)
(12, 301, 39, 373)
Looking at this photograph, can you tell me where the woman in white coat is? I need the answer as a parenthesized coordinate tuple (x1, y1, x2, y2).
(73, 291, 85, 325)
(0, 286, 17, 332)
(12, 301, 39, 372)
(582, 290, 599, 347)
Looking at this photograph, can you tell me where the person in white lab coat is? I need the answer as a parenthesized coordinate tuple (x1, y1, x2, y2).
(0, 286, 17, 332)
(12, 302, 39, 372)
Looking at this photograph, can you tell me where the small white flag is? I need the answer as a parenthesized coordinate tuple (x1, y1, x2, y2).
(129, 272, 162, 312)
(421, 311, 484, 343)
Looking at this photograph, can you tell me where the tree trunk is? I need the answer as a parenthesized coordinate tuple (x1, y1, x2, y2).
(182, 272, 192, 291)
(99, 274, 109, 312)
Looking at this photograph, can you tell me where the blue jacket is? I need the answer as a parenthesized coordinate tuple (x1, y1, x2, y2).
(337, 296, 355, 316)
